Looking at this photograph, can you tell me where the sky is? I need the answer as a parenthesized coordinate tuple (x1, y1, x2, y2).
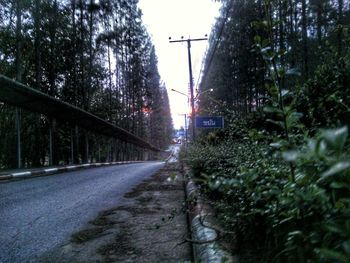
(137, 0, 221, 129)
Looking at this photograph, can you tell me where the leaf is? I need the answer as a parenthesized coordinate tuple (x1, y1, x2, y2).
(322, 126, 348, 151)
(342, 241, 350, 254)
(286, 68, 301, 77)
(278, 48, 287, 56)
(261, 39, 270, 48)
(261, 46, 272, 53)
(325, 224, 345, 234)
(288, 230, 303, 238)
(285, 112, 303, 129)
(290, 112, 303, 119)
(264, 105, 283, 114)
(270, 141, 284, 149)
(335, 201, 345, 209)
(307, 139, 317, 151)
(277, 216, 294, 225)
(308, 139, 326, 156)
(330, 181, 348, 189)
(318, 162, 350, 182)
(316, 248, 350, 263)
(261, 46, 275, 61)
(277, 67, 286, 77)
(282, 150, 299, 162)
(254, 35, 261, 43)
(266, 119, 284, 129)
(262, 20, 269, 28)
(281, 89, 289, 97)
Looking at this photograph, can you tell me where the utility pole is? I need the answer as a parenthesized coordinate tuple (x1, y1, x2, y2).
(169, 36, 207, 142)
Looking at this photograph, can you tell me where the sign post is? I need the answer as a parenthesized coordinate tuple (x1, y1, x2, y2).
(195, 116, 224, 129)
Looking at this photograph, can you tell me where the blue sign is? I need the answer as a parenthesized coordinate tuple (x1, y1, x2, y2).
(195, 116, 224, 128)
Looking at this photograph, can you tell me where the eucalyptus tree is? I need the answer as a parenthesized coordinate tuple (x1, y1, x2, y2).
(145, 46, 173, 149)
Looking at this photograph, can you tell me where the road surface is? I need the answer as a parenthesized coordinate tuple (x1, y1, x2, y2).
(0, 162, 164, 263)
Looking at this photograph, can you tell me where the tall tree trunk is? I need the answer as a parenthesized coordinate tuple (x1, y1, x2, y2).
(337, 0, 344, 55)
(48, 0, 57, 96)
(278, 0, 284, 53)
(107, 39, 113, 121)
(72, 0, 78, 105)
(316, 1, 323, 45)
(301, 0, 309, 81)
(32, 0, 43, 166)
(34, 0, 42, 90)
(278, 0, 286, 90)
(288, 0, 296, 67)
(47, 1, 58, 165)
(15, 0, 23, 82)
(15, 0, 23, 169)
(79, 0, 86, 110)
(88, 0, 94, 111)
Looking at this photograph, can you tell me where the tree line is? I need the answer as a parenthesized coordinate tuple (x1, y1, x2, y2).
(200, 0, 350, 125)
(0, 0, 173, 169)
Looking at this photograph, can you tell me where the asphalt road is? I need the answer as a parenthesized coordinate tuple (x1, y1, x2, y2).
(0, 162, 165, 263)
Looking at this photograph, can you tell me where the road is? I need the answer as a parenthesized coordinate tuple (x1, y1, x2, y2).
(0, 162, 164, 263)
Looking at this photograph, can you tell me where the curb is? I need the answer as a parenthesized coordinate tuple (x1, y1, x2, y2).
(184, 168, 235, 263)
(0, 161, 144, 182)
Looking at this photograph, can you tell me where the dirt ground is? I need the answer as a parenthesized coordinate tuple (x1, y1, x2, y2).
(39, 162, 192, 263)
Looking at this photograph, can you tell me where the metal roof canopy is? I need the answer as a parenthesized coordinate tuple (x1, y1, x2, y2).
(0, 75, 160, 152)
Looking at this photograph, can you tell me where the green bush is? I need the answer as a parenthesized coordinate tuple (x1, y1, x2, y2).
(181, 15, 350, 263)
(297, 55, 350, 129)
(181, 124, 350, 262)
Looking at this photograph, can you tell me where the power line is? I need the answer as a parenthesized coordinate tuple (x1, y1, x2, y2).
(199, 0, 233, 89)
(195, 46, 209, 93)
(169, 36, 208, 141)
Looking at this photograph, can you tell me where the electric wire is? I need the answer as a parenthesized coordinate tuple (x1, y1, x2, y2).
(197, 0, 233, 90)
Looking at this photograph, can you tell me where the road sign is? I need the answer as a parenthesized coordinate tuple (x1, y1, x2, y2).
(195, 116, 224, 128)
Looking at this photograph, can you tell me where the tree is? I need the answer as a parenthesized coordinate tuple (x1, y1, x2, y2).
(0, 0, 173, 168)
(199, 0, 350, 122)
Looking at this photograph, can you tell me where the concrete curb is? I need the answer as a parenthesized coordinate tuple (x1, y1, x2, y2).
(184, 169, 235, 263)
(0, 161, 144, 182)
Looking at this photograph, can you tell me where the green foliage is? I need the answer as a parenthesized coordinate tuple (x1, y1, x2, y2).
(298, 53, 350, 129)
(182, 123, 350, 262)
(183, 1, 350, 262)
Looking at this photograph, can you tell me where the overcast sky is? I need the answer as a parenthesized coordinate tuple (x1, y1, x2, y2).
(137, 0, 221, 129)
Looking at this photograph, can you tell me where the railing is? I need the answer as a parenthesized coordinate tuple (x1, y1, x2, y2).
(0, 75, 160, 169)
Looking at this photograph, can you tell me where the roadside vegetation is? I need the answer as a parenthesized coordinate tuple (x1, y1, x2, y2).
(181, 0, 350, 262)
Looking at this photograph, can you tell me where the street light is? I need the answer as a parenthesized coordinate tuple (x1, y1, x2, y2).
(171, 89, 189, 99)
